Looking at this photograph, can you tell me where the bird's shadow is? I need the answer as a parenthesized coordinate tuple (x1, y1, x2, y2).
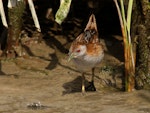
(62, 76, 95, 95)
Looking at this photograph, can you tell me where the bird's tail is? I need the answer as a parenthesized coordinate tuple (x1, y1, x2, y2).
(84, 14, 98, 32)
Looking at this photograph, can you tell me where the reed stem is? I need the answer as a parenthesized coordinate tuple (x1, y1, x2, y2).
(114, 0, 135, 92)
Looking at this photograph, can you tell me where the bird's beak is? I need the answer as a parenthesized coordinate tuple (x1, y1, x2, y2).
(68, 53, 74, 62)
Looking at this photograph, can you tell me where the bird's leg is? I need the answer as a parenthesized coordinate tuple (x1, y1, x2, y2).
(85, 68, 96, 91)
(91, 68, 95, 83)
(82, 72, 85, 94)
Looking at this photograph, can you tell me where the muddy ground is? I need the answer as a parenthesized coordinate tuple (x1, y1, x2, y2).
(0, 29, 150, 113)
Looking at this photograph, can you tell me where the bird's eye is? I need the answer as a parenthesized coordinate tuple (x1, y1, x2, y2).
(76, 50, 80, 52)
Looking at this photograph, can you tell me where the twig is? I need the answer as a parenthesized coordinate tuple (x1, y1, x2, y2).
(28, 0, 41, 32)
(0, 0, 8, 28)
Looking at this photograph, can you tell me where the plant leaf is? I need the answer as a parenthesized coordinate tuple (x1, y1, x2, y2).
(55, 0, 72, 25)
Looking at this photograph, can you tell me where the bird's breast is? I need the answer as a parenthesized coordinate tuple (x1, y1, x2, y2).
(73, 52, 104, 72)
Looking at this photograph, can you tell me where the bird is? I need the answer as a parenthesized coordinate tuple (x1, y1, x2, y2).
(68, 14, 104, 94)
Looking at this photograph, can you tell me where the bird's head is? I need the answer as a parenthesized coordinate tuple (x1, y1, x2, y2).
(68, 44, 87, 62)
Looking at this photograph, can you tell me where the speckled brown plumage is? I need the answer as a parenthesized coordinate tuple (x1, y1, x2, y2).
(68, 14, 104, 94)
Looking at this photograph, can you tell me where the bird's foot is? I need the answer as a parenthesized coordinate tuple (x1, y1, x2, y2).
(85, 82, 96, 91)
